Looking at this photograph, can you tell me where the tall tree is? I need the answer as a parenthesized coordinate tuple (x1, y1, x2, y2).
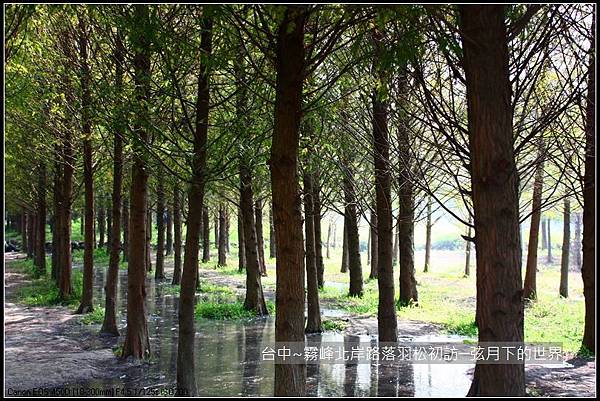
(461, 5, 525, 396)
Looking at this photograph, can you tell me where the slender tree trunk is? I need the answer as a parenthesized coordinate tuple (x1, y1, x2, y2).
(77, 15, 94, 314)
(238, 209, 246, 272)
(392, 218, 399, 266)
(524, 139, 545, 300)
(218, 205, 227, 266)
(101, 31, 124, 336)
(255, 199, 267, 276)
(155, 177, 166, 280)
(271, 7, 307, 396)
(166, 205, 173, 256)
(225, 209, 230, 254)
(122, 4, 151, 360)
(202, 206, 210, 263)
(313, 176, 324, 288)
(177, 15, 212, 395)
(27, 211, 34, 258)
(369, 208, 378, 279)
(546, 218, 552, 263)
(122, 196, 129, 263)
(21, 209, 28, 256)
(106, 206, 112, 252)
(541, 218, 547, 250)
(581, 15, 595, 352)
(326, 220, 331, 259)
(340, 216, 349, 273)
(269, 201, 276, 259)
(172, 186, 182, 285)
(424, 197, 432, 273)
(98, 204, 106, 248)
(461, 5, 525, 395)
(146, 204, 152, 272)
(214, 214, 218, 248)
(397, 73, 418, 306)
(465, 223, 472, 277)
(372, 26, 397, 342)
(240, 166, 268, 315)
(58, 97, 74, 301)
(35, 163, 47, 277)
(574, 212, 582, 270)
(304, 172, 322, 332)
(559, 198, 570, 298)
(343, 170, 363, 297)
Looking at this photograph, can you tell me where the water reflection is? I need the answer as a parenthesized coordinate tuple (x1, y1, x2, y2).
(56, 265, 473, 397)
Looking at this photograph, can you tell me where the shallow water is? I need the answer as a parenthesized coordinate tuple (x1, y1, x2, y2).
(54, 265, 473, 396)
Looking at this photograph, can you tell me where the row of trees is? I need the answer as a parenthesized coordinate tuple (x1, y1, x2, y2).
(5, 4, 595, 396)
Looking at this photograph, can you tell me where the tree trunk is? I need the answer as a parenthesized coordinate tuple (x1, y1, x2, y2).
(98, 204, 106, 248)
(122, 196, 129, 263)
(202, 206, 210, 263)
(35, 163, 47, 277)
(524, 139, 545, 300)
(326, 220, 331, 259)
(392, 217, 399, 266)
(541, 218, 547, 250)
(372, 26, 397, 342)
(255, 199, 267, 276)
(461, 5, 525, 396)
(172, 186, 182, 285)
(21, 209, 28, 257)
(238, 209, 246, 272)
(177, 15, 212, 395)
(27, 210, 34, 258)
(106, 206, 112, 252)
(214, 213, 218, 248)
(218, 205, 227, 266)
(240, 165, 268, 315)
(122, 4, 151, 360)
(146, 204, 152, 272)
(313, 175, 324, 288)
(101, 31, 124, 336)
(343, 169, 363, 297)
(304, 172, 322, 332)
(340, 215, 349, 273)
(271, 7, 307, 396)
(77, 15, 94, 314)
(574, 212, 582, 270)
(581, 15, 595, 352)
(559, 197, 570, 298)
(155, 177, 166, 280)
(369, 208, 378, 279)
(269, 201, 276, 259)
(166, 205, 173, 256)
(397, 73, 418, 306)
(58, 98, 74, 301)
(424, 197, 432, 273)
(465, 223, 472, 277)
(546, 218, 552, 263)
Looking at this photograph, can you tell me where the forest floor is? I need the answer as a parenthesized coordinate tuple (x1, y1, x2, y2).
(3, 250, 596, 397)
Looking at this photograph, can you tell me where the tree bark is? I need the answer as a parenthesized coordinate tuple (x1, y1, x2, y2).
(240, 165, 268, 315)
(177, 14, 212, 395)
(369, 208, 378, 279)
(155, 177, 166, 280)
(146, 204, 152, 272)
(270, 7, 307, 396)
(269, 201, 276, 259)
(238, 209, 246, 272)
(218, 204, 227, 266)
(202, 206, 210, 263)
(304, 172, 322, 332)
(101, 31, 124, 336)
(98, 204, 106, 248)
(122, 4, 151, 360)
(372, 26, 397, 342)
(27, 210, 34, 258)
(574, 212, 582, 270)
(524, 139, 545, 300)
(21, 209, 28, 257)
(166, 205, 173, 256)
(313, 175, 324, 288)
(122, 196, 129, 263)
(546, 218, 552, 263)
(255, 199, 267, 276)
(340, 215, 349, 273)
(172, 186, 182, 285)
(35, 163, 47, 277)
(326, 220, 331, 259)
(541, 218, 547, 250)
(559, 197, 570, 298)
(424, 197, 432, 273)
(343, 169, 363, 297)
(581, 14, 595, 352)
(461, 5, 525, 396)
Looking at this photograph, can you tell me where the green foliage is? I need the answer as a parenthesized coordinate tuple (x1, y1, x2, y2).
(195, 300, 275, 320)
(80, 306, 105, 325)
(322, 318, 348, 332)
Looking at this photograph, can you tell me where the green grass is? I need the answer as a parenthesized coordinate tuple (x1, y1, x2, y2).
(195, 300, 275, 320)
(80, 306, 105, 325)
(13, 258, 83, 307)
(322, 318, 348, 332)
(72, 247, 111, 265)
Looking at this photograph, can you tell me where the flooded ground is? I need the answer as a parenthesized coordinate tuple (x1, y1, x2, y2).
(4, 252, 595, 397)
